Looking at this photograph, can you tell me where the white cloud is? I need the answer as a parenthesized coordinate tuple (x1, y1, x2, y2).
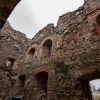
(8, 0, 84, 38)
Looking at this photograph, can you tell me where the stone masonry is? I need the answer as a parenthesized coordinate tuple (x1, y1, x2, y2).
(0, 0, 100, 100)
(0, 21, 30, 100)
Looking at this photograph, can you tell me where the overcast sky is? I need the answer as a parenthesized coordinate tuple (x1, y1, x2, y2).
(90, 79, 100, 90)
(8, 0, 84, 38)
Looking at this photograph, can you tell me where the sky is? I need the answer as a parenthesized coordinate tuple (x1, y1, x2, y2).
(8, 0, 84, 38)
(90, 79, 100, 90)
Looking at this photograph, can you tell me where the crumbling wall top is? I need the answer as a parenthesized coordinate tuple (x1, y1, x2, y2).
(56, 0, 100, 34)
(32, 24, 57, 44)
(84, 0, 100, 15)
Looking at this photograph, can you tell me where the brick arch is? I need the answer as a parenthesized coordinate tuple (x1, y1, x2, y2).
(40, 36, 54, 47)
(28, 46, 36, 61)
(34, 65, 55, 100)
(42, 39, 52, 57)
(28, 43, 39, 62)
(29, 47, 35, 56)
(34, 66, 51, 75)
(96, 13, 100, 26)
(43, 39, 52, 47)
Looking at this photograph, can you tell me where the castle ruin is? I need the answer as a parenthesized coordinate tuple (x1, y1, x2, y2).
(0, 0, 100, 100)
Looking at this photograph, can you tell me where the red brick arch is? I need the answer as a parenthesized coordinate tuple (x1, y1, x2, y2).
(96, 14, 100, 25)
(42, 39, 52, 57)
(29, 47, 35, 56)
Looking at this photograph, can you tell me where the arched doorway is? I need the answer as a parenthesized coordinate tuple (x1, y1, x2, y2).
(78, 71, 100, 100)
(35, 71, 48, 100)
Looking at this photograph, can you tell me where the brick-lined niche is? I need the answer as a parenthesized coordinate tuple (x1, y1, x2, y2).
(88, 10, 100, 35)
(29, 47, 35, 56)
(28, 47, 35, 60)
(96, 14, 100, 26)
(43, 39, 52, 57)
(96, 13, 100, 34)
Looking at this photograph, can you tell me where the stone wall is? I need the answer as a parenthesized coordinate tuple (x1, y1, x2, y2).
(0, 0, 20, 29)
(20, 0, 100, 99)
(0, 21, 30, 100)
(0, 0, 100, 100)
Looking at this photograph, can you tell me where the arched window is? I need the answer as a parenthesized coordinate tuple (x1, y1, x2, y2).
(28, 47, 35, 60)
(96, 14, 100, 26)
(29, 47, 35, 56)
(6, 58, 15, 69)
(43, 39, 52, 57)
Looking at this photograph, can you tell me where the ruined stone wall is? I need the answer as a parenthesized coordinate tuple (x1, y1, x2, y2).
(0, 21, 29, 69)
(0, 21, 30, 100)
(0, 0, 100, 100)
(19, 0, 100, 100)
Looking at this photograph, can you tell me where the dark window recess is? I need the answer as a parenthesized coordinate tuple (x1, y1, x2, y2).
(43, 39, 52, 56)
(8, 58, 15, 66)
(12, 97, 21, 100)
(18, 75, 26, 87)
(29, 47, 35, 56)
(36, 71, 48, 92)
